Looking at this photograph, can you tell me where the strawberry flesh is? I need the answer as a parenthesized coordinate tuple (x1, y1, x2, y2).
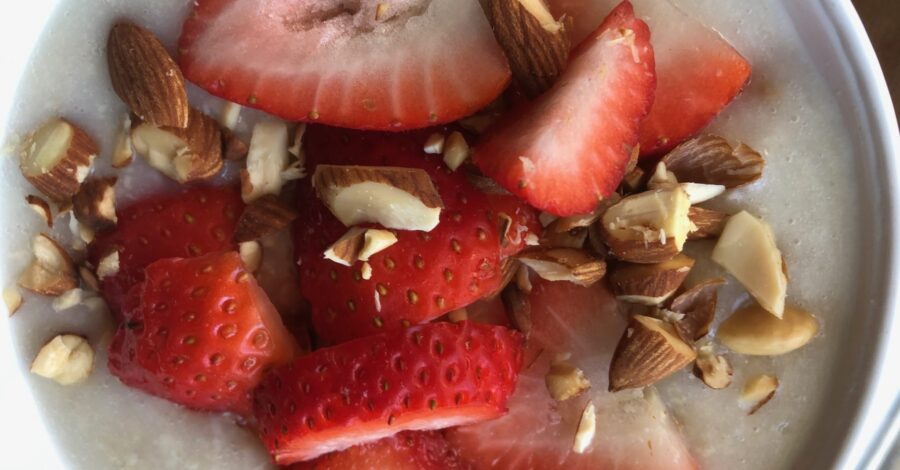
(287, 431, 470, 470)
(89, 185, 243, 318)
(253, 321, 524, 464)
(177, 0, 510, 130)
(108, 251, 297, 415)
(473, 1, 656, 216)
(295, 126, 538, 343)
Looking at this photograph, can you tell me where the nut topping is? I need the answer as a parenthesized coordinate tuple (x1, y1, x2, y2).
(572, 400, 596, 454)
(600, 188, 692, 263)
(442, 131, 469, 171)
(131, 108, 223, 183)
(18, 234, 78, 296)
(3, 286, 23, 316)
(545, 359, 591, 401)
(661, 135, 764, 188)
(608, 253, 694, 306)
(107, 21, 189, 128)
(313, 165, 444, 232)
(19, 118, 97, 201)
(517, 248, 606, 286)
(717, 304, 818, 356)
(111, 114, 134, 168)
(687, 206, 729, 240)
(232, 195, 299, 243)
(739, 374, 778, 414)
(609, 315, 696, 391)
(96, 251, 120, 280)
(693, 346, 733, 389)
(711, 211, 787, 317)
(242, 121, 291, 202)
(72, 177, 118, 231)
(239, 241, 263, 273)
(30, 334, 94, 385)
(26, 195, 53, 227)
(669, 278, 725, 341)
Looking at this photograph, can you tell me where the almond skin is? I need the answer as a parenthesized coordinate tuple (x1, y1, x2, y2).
(608, 254, 695, 305)
(487, 0, 570, 98)
(107, 21, 189, 128)
(688, 206, 729, 240)
(670, 278, 725, 341)
(19, 118, 97, 202)
(72, 177, 118, 231)
(232, 195, 300, 243)
(661, 135, 764, 188)
(608, 315, 696, 391)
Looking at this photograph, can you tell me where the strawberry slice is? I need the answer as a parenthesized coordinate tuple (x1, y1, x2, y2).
(287, 431, 470, 470)
(295, 126, 538, 343)
(177, 0, 510, 130)
(547, 0, 751, 156)
(88, 185, 243, 317)
(446, 279, 697, 469)
(472, 1, 655, 216)
(253, 321, 524, 464)
(108, 252, 297, 415)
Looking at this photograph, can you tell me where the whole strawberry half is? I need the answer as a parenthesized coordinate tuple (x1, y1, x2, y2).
(287, 431, 470, 470)
(546, 0, 751, 156)
(108, 251, 297, 415)
(253, 321, 524, 464)
(446, 278, 697, 470)
(295, 126, 539, 343)
(177, 0, 510, 130)
(473, 1, 656, 216)
(89, 185, 243, 317)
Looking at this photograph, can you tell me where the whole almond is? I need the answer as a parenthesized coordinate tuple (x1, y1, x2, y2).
(107, 21, 189, 128)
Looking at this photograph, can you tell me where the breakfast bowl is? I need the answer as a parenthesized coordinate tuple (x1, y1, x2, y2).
(0, 0, 898, 469)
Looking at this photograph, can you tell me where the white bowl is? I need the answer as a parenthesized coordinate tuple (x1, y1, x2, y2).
(0, 0, 897, 469)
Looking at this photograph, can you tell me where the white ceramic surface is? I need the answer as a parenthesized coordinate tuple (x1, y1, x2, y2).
(0, 1, 897, 469)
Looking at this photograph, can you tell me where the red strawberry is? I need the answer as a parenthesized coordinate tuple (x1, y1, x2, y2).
(547, 0, 751, 156)
(177, 0, 510, 130)
(89, 185, 243, 317)
(287, 431, 470, 470)
(446, 278, 697, 469)
(295, 126, 538, 343)
(253, 321, 524, 464)
(472, 1, 655, 216)
(108, 251, 297, 415)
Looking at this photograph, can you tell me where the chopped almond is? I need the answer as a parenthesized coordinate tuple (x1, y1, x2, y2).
(609, 254, 694, 305)
(360, 261, 373, 281)
(26, 195, 53, 227)
(517, 248, 606, 286)
(242, 121, 290, 202)
(31, 334, 94, 385)
(218, 101, 242, 130)
(600, 188, 692, 263)
(313, 165, 444, 232)
(693, 346, 733, 390)
(96, 251, 120, 280)
(442, 131, 469, 171)
(232, 195, 299, 243)
(111, 114, 134, 168)
(359, 229, 398, 261)
(669, 278, 725, 341)
(323, 227, 367, 266)
(740, 374, 778, 414)
(239, 241, 263, 273)
(545, 360, 591, 401)
(572, 401, 596, 454)
(712, 211, 787, 317)
(688, 206, 729, 240)
(19, 118, 97, 201)
(51, 288, 84, 312)
(3, 286, 23, 316)
(72, 177, 117, 231)
(222, 127, 249, 161)
(131, 108, 223, 183)
(609, 315, 696, 391)
(661, 135, 764, 188)
(423, 132, 445, 154)
(18, 234, 78, 296)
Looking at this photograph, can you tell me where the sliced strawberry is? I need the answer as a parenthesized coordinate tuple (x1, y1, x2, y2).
(253, 321, 524, 464)
(472, 1, 655, 216)
(295, 126, 538, 343)
(89, 185, 243, 317)
(547, 0, 752, 156)
(446, 279, 698, 469)
(108, 252, 297, 415)
(178, 0, 510, 130)
(287, 431, 470, 470)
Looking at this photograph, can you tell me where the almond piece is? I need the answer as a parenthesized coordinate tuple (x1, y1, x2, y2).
(517, 248, 606, 286)
(711, 211, 787, 317)
(688, 206, 729, 240)
(600, 188, 692, 263)
(242, 121, 290, 202)
(680, 183, 726, 204)
(313, 165, 444, 232)
(693, 346, 733, 390)
(466, 172, 511, 196)
(72, 177, 117, 231)
(79, 266, 100, 292)
(51, 288, 84, 312)
(107, 21, 189, 128)
(30, 334, 94, 385)
(3, 286, 23, 316)
(239, 241, 263, 273)
(358, 229, 399, 261)
(609, 254, 695, 306)
(18, 234, 78, 296)
(487, 0, 570, 98)
(96, 251, 120, 280)
(442, 131, 469, 171)
(501, 283, 532, 336)
(545, 360, 591, 401)
(620, 167, 646, 194)
(232, 195, 299, 243)
(132, 108, 223, 183)
(323, 227, 367, 266)
(669, 278, 725, 341)
(26, 195, 53, 227)
(447, 308, 468, 323)
(717, 304, 818, 356)
(111, 114, 134, 168)
(540, 224, 588, 249)
(19, 118, 97, 201)
(516, 264, 533, 294)
(360, 261, 373, 281)
(572, 400, 596, 454)
(740, 374, 778, 414)
(218, 102, 242, 131)
(423, 132, 445, 155)
(661, 135, 764, 188)
(609, 315, 697, 391)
